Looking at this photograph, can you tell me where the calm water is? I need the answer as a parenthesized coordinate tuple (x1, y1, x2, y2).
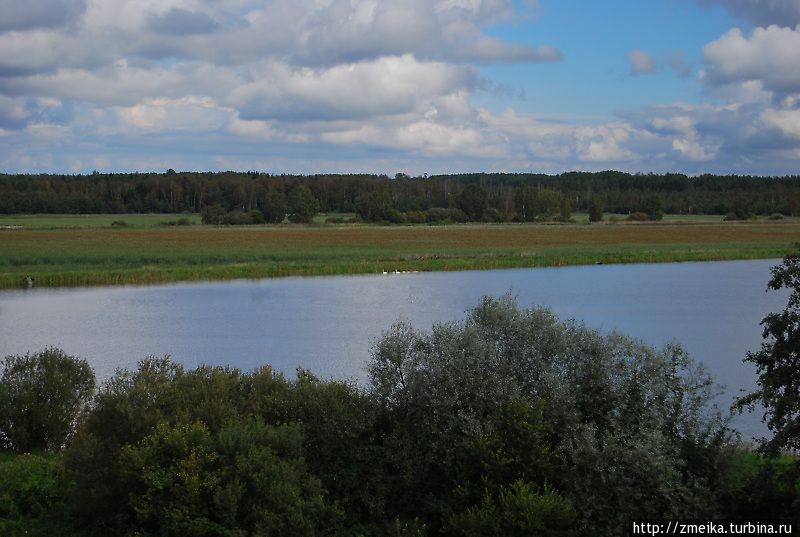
(0, 259, 787, 439)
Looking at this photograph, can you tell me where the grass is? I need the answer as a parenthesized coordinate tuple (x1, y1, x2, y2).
(0, 213, 201, 229)
(2, 218, 800, 289)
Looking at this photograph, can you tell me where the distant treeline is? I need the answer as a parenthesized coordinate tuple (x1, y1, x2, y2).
(2, 170, 800, 222)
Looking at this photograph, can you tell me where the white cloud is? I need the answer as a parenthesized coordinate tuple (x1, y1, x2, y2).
(761, 107, 800, 138)
(702, 25, 800, 94)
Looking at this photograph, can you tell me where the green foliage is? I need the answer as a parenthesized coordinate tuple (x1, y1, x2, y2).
(715, 450, 800, 521)
(736, 252, 800, 454)
(368, 296, 729, 536)
(260, 189, 288, 223)
(447, 481, 575, 537)
(588, 196, 604, 222)
(121, 420, 328, 537)
(200, 204, 227, 225)
(458, 185, 488, 221)
(0, 349, 95, 453)
(0, 452, 69, 537)
(288, 185, 321, 223)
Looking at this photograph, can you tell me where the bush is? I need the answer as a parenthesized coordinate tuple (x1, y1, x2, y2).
(627, 212, 650, 221)
(0, 452, 68, 536)
(368, 296, 729, 536)
(0, 349, 95, 453)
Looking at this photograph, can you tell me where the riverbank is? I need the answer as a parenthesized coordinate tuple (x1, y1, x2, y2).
(2, 220, 799, 289)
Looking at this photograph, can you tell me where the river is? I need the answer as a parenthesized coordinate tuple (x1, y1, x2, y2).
(0, 259, 787, 440)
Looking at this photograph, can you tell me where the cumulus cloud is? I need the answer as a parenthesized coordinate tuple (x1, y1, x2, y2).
(627, 49, 656, 75)
(702, 25, 800, 94)
(228, 56, 476, 122)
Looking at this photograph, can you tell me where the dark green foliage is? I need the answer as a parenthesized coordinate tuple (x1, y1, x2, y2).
(288, 185, 321, 223)
(356, 190, 396, 222)
(715, 451, 800, 522)
(121, 420, 328, 536)
(0, 452, 69, 537)
(200, 204, 227, 224)
(0, 349, 95, 453)
(736, 253, 800, 454)
(447, 481, 575, 537)
(642, 195, 664, 220)
(260, 189, 288, 223)
(458, 185, 488, 221)
(2, 170, 800, 218)
(63, 359, 366, 535)
(588, 196, 604, 222)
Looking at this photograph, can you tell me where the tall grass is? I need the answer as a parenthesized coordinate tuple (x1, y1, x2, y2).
(2, 221, 799, 288)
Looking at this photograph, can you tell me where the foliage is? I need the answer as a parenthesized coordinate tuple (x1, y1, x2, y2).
(288, 185, 320, 223)
(0, 349, 95, 453)
(736, 252, 800, 454)
(368, 296, 730, 536)
(63, 359, 373, 535)
(458, 185, 488, 221)
(588, 196, 604, 222)
(447, 481, 575, 537)
(260, 189, 288, 223)
(714, 450, 800, 521)
(0, 452, 69, 537)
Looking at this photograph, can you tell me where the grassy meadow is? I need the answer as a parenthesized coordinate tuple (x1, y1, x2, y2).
(2, 214, 799, 288)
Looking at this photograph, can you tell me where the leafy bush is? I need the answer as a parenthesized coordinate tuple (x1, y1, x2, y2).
(0, 349, 95, 453)
(368, 296, 729, 536)
(0, 452, 68, 537)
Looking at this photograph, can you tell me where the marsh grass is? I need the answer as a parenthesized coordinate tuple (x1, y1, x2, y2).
(2, 220, 799, 288)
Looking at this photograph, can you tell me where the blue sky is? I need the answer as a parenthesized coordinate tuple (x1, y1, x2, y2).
(1, 0, 799, 175)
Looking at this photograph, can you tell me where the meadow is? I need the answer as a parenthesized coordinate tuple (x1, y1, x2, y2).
(1, 214, 799, 288)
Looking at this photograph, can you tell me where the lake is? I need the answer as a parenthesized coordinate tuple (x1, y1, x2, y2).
(0, 259, 787, 440)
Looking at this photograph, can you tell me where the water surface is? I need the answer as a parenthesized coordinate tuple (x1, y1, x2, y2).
(0, 259, 786, 439)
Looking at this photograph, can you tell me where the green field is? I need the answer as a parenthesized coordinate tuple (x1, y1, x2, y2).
(2, 216, 799, 289)
(0, 213, 202, 229)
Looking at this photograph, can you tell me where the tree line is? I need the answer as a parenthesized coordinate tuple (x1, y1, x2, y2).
(2, 252, 800, 535)
(1, 170, 799, 223)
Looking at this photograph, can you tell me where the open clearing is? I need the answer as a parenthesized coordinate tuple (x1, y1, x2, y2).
(2, 218, 799, 288)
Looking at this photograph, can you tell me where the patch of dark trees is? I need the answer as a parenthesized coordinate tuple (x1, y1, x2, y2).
(2, 170, 799, 223)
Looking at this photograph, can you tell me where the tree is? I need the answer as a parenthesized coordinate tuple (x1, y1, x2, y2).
(369, 296, 728, 535)
(458, 185, 488, 221)
(588, 196, 604, 222)
(260, 189, 287, 224)
(0, 348, 95, 452)
(288, 185, 320, 223)
(200, 204, 226, 225)
(736, 252, 800, 454)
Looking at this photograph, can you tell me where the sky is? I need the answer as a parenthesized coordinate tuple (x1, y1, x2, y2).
(1, 0, 799, 176)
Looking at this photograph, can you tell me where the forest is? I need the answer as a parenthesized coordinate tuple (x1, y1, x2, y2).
(1, 170, 799, 223)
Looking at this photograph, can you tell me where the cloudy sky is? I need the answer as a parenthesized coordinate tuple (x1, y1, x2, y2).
(1, 0, 799, 175)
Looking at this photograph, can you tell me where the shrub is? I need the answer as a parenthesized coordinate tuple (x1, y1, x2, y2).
(0, 349, 95, 453)
(627, 212, 650, 221)
(368, 296, 729, 536)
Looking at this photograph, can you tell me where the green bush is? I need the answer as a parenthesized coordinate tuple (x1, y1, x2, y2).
(0, 349, 95, 453)
(0, 452, 68, 537)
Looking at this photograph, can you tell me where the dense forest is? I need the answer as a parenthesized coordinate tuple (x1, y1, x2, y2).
(3, 258, 800, 536)
(1, 170, 799, 223)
